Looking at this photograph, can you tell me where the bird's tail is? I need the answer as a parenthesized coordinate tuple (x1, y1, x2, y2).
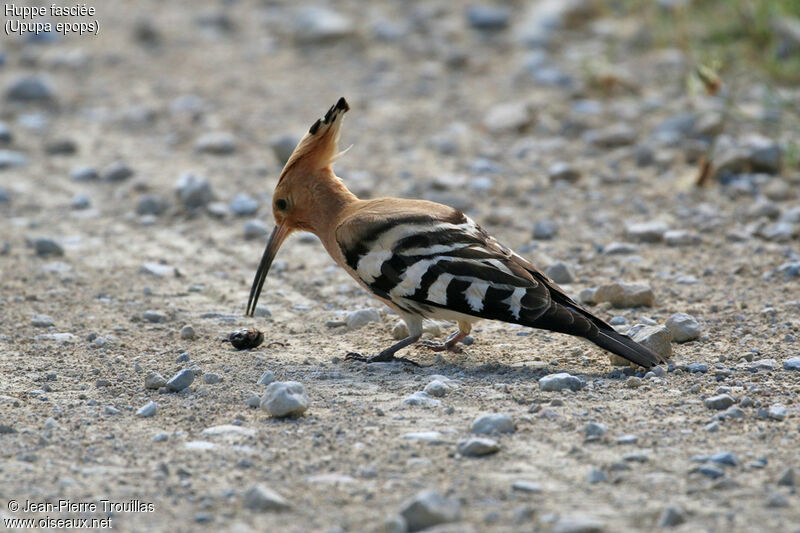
(586, 327, 663, 369)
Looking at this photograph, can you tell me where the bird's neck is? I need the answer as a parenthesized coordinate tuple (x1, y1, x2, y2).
(304, 172, 359, 237)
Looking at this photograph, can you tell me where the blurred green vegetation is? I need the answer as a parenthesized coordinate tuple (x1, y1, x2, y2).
(605, 0, 800, 83)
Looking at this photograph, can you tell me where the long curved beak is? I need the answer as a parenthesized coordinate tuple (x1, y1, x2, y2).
(245, 222, 291, 317)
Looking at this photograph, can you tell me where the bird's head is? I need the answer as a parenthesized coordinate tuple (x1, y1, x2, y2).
(246, 97, 352, 317)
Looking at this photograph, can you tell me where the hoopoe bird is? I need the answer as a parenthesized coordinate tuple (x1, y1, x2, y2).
(246, 98, 662, 369)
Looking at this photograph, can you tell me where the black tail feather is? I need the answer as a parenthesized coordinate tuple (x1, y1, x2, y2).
(588, 328, 662, 369)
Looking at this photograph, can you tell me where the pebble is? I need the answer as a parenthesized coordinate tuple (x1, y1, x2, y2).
(244, 219, 269, 239)
(768, 403, 787, 421)
(5, 75, 55, 102)
(471, 413, 515, 434)
(624, 221, 669, 243)
(195, 132, 236, 154)
(584, 422, 607, 441)
(484, 101, 533, 134)
(784, 357, 800, 371)
(423, 380, 451, 398)
(457, 437, 500, 457)
(180, 325, 196, 340)
(70, 166, 98, 181)
(617, 434, 638, 445)
(152, 432, 168, 442)
(657, 505, 686, 527)
(399, 490, 460, 532)
(245, 394, 261, 408)
(166, 369, 195, 392)
(553, 516, 607, 533)
(697, 465, 724, 479)
(665, 313, 702, 342)
(203, 373, 222, 384)
(705, 421, 720, 432)
(539, 372, 583, 392)
(31, 314, 54, 327)
(704, 394, 735, 410)
(402, 391, 441, 407)
(140, 262, 177, 277)
(242, 484, 291, 512)
(587, 468, 607, 484)
(269, 135, 299, 165)
(136, 195, 169, 216)
(664, 230, 701, 246)
(0, 123, 11, 144)
(143, 310, 167, 323)
(585, 123, 637, 148)
(145, 372, 167, 389)
(34, 238, 64, 257)
(533, 219, 559, 240)
(346, 309, 381, 330)
(625, 376, 642, 388)
(466, 5, 510, 31)
(687, 363, 708, 373)
(766, 492, 789, 508)
(545, 261, 575, 284)
(749, 358, 777, 371)
(102, 161, 134, 182)
(261, 381, 309, 417)
(136, 401, 157, 418)
(381, 515, 407, 533)
(718, 406, 745, 420)
(0, 150, 28, 168)
(777, 467, 795, 486)
(710, 451, 738, 467)
(294, 6, 355, 44)
(230, 193, 259, 216)
(629, 324, 672, 359)
(71, 193, 91, 210)
(603, 242, 639, 255)
(593, 282, 655, 308)
(175, 173, 213, 209)
(758, 222, 795, 242)
(548, 162, 581, 183)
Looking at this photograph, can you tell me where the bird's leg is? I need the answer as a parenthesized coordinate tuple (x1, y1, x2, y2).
(346, 333, 422, 366)
(419, 320, 472, 353)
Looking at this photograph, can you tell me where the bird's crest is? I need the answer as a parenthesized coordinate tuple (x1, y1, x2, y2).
(279, 97, 350, 184)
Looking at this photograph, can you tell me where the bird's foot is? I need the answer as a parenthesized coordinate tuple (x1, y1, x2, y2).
(419, 339, 464, 353)
(345, 351, 421, 367)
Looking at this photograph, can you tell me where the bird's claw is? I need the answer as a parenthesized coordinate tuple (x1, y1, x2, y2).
(345, 351, 421, 367)
(419, 340, 463, 353)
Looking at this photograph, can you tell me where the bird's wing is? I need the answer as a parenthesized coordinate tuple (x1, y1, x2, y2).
(335, 202, 554, 323)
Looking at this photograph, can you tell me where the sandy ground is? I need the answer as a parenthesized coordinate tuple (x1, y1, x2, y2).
(1, 1, 799, 531)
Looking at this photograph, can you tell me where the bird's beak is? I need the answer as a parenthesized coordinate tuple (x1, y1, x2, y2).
(245, 222, 291, 317)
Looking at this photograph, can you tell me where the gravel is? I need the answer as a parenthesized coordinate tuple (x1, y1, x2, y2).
(260, 381, 309, 417)
(175, 173, 213, 209)
(592, 282, 655, 308)
(584, 422, 607, 441)
(657, 505, 686, 527)
(179, 325, 196, 340)
(102, 161, 134, 182)
(466, 5, 510, 31)
(553, 516, 607, 533)
(768, 404, 787, 421)
(533, 219, 559, 240)
(624, 221, 669, 243)
(294, 6, 355, 44)
(457, 437, 500, 457)
(704, 394, 735, 410)
(399, 490, 461, 532)
(257, 370, 276, 385)
(136, 401, 157, 418)
(143, 310, 167, 323)
(31, 314, 54, 327)
(783, 357, 800, 371)
(203, 373, 222, 384)
(471, 413, 515, 434)
(136, 195, 169, 216)
(423, 380, 451, 397)
(166, 369, 195, 392)
(540, 372, 583, 392)
(229, 193, 259, 216)
(242, 484, 291, 512)
(195, 132, 236, 154)
(629, 324, 672, 360)
(5, 76, 55, 102)
(145, 372, 167, 389)
(34, 238, 64, 257)
(244, 219, 269, 239)
(665, 313, 702, 342)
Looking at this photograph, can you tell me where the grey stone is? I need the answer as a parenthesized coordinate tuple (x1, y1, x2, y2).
(484, 101, 533, 134)
(664, 230, 701, 246)
(759, 222, 795, 242)
(603, 242, 639, 255)
(270, 135, 300, 165)
(6, 76, 55, 102)
(617, 434, 638, 445)
(466, 5, 510, 30)
(587, 468, 606, 484)
(203, 372, 222, 384)
(584, 422, 607, 440)
(244, 219, 269, 240)
(766, 492, 789, 508)
(697, 465, 724, 479)
(627, 324, 672, 359)
(768, 403, 787, 421)
(718, 406, 745, 420)
(381, 515, 408, 533)
(777, 467, 795, 486)
(245, 394, 261, 408)
(143, 310, 167, 323)
(0, 123, 11, 144)
(346, 308, 381, 330)
(175, 173, 213, 209)
(533, 219, 558, 240)
(399, 490, 460, 532)
(777, 262, 800, 279)
(625, 221, 669, 243)
(136, 401, 157, 418)
(545, 261, 575, 284)
(553, 516, 606, 533)
(710, 451, 738, 467)
(0, 150, 28, 169)
(657, 505, 686, 527)
(472, 413, 515, 434)
(34, 238, 64, 257)
(230, 193, 259, 216)
(195, 132, 236, 154)
(102, 161, 134, 182)
(783, 357, 800, 371)
(749, 358, 777, 371)
(31, 314, 54, 327)
(71, 193, 91, 210)
(625, 376, 642, 388)
(294, 7, 355, 44)
(514, 0, 595, 48)
(540, 372, 583, 392)
(70, 166, 98, 181)
(261, 381, 309, 417)
(457, 437, 500, 457)
(167, 369, 195, 392)
(423, 380, 451, 398)
(136, 195, 169, 216)
(594, 282, 655, 308)
(180, 325, 196, 340)
(257, 370, 275, 385)
(585, 124, 636, 148)
(548, 162, 581, 183)
(665, 313, 702, 342)
(402, 391, 441, 407)
(242, 484, 291, 512)
(145, 372, 167, 389)
(140, 262, 177, 277)
(687, 363, 708, 373)
(704, 394, 735, 410)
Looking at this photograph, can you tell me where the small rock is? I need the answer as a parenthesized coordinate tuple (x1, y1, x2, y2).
(664, 230, 701, 246)
(629, 324, 672, 360)
(657, 505, 686, 528)
(665, 313, 702, 342)
(230, 193, 259, 216)
(749, 358, 777, 371)
(758, 222, 796, 242)
(245, 394, 261, 408)
(402, 391, 441, 407)
(457, 437, 500, 457)
(180, 325, 196, 340)
(625, 376, 642, 388)
(257, 370, 275, 385)
(471, 413, 515, 434)
(704, 394, 735, 410)
(6, 75, 55, 102)
(777, 467, 795, 486)
(603, 242, 639, 255)
(466, 5, 510, 31)
(203, 373, 223, 384)
(484, 101, 533, 134)
(0, 150, 28, 169)
(143, 310, 167, 323)
(71, 193, 91, 210)
(553, 516, 607, 533)
(136, 401, 157, 418)
(242, 484, 291, 512)
(584, 422, 607, 441)
(585, 124, 637, 148)
(533, 219, 558, 240)
(166, 369, 195, 392)
(0, 123, 11, 144)
(511, 480, 542, 493)
(784, 357, 800, 371)
(261, 381, 309, 417)
(270, 135, 300, 166)
(45, 139, 77, 155)
(195, 132, 236, 155)
(399, 490, 460, 532)
(136, 195, 169, 216)
(594, 282, 655, 308)
(587, 468, 607, 484)
(710, 451, 738, 467)
(766, 492, 789, 508)
(768, 403, 787, 421)
(545, 261, 575, 284)
(70, 166, 98, 181)
(102, 161, 134, 182)
(423, 380, 451, 398)
(31, 314, 54, 327)
(697, 465, 724, 479)
(381, 515, 408, 533)
(294, 6, 355, 44)
(34, 238, 64, 257)
(539, 372, 583, 392)
(346, 309, 381, 330)
(140, 262, 176, 277)
(687, 363, 708, 373)
(145, 372, 167, 390)
(175, 173, 213, 209)
(624, 221, 669, 243)
(617, 434, 638, 445)
(244, 219, 269, 239)
(548, 162, 581, 183)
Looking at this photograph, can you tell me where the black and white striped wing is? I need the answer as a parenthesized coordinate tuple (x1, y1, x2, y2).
(337, 208, 555, 324)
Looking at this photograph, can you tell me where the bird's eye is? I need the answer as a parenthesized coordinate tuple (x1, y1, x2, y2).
(275, 199, 288, 211)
